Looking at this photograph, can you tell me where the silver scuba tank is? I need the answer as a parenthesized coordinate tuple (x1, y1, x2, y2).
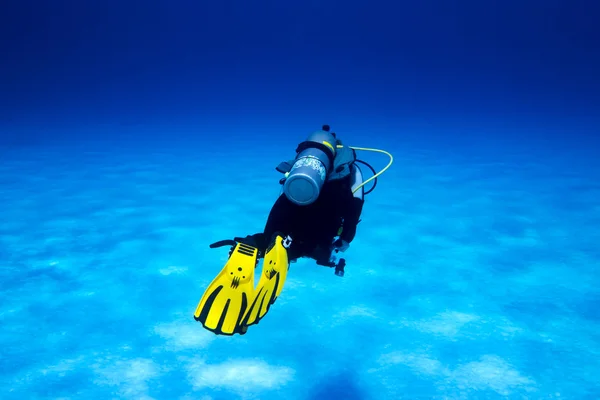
(283, 129, 337, 205)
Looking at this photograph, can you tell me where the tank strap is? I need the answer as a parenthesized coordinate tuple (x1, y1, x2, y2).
(295, 141, 336, 165)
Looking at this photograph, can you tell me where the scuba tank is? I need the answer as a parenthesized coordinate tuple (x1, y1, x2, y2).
(277, 125, 360, 206)
(281, 128, 338, 206)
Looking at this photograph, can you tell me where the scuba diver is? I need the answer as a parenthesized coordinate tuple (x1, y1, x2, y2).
(194, 125, 393, 336)
(233, 124, 365, 271)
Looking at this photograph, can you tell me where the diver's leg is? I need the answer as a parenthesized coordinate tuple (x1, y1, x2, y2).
(233, 233, 267, 257)
(286, 242, 309, 263)
(310, 242, 335, 267)
(263, 194, 295, 244)
(229, 195, 297, 259)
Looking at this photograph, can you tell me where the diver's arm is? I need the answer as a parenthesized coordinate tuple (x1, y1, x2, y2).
(340, 164, 365, 244)
(340, 197, 364, 243)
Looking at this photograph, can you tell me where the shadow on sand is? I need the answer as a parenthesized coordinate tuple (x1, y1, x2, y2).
(306, 369, 367, 400)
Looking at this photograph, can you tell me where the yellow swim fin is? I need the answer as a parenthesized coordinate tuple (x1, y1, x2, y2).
(240, 235, 291, 327)
(194, 242, 258, 335)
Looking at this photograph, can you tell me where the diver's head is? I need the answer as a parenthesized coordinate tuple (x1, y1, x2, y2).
(283, 127, 337, 206)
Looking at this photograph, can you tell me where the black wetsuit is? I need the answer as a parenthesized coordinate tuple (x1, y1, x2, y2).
(243, 174, 364, 263)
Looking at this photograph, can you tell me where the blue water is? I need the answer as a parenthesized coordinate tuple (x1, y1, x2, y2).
(1, 0, 599, 398)
(1, 132, 598, 399)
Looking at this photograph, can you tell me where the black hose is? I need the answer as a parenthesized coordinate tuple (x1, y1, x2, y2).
(355, 159, 377, 195)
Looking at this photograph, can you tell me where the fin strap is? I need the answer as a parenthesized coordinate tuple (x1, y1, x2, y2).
(209, 239, 237, 249)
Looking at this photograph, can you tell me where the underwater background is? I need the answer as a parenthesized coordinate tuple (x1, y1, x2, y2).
(1, 1, 599, 399)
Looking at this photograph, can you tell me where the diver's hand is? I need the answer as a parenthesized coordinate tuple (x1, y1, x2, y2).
(332, 238, 349, 253)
